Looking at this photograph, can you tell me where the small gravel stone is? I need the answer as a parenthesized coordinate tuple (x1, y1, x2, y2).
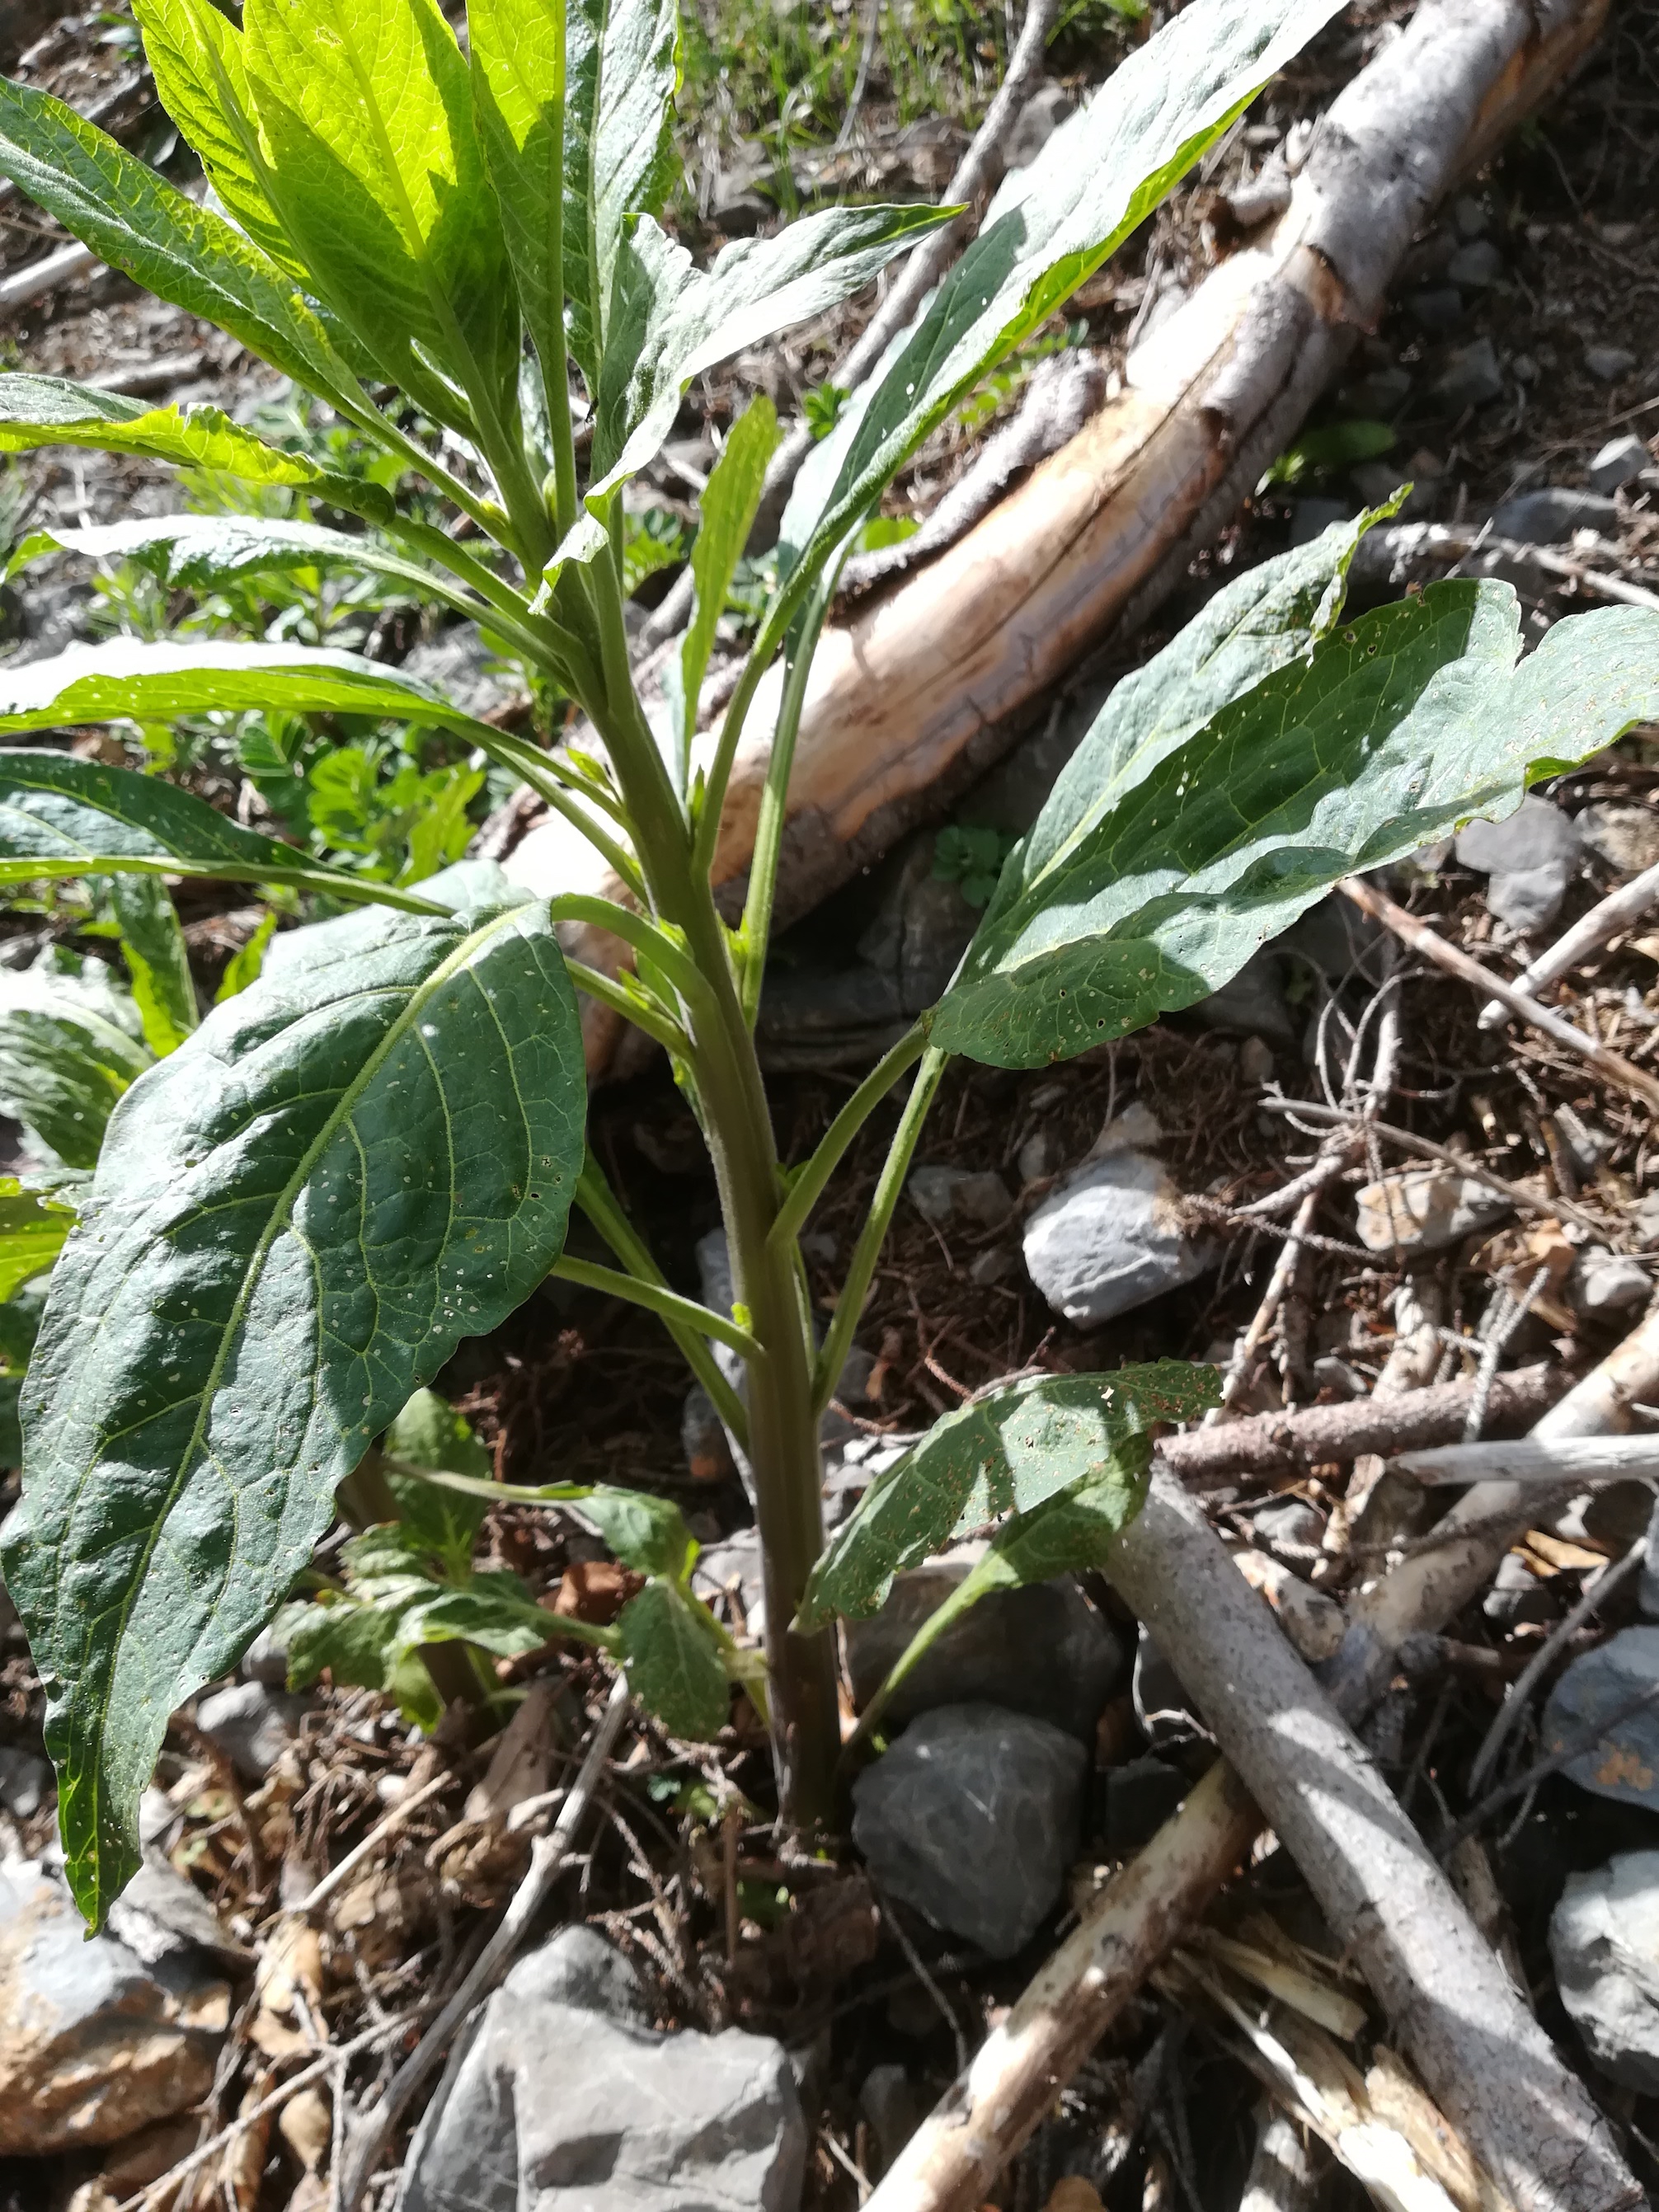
(1446, 240, 1504, 288)
(1023, 1148, 1213, 1324)
(1491, 487, 1621, 543)
(1587, 433, 1651, 494)
(1430, 338, 1502, 411)
(1353, 1166, 1511, 1253)
(195, 1681, 307, 1782)
(852, 1705, 1086, 1958)
(1455, 794, 1580, 932)
(1586, 345, 1638, 383)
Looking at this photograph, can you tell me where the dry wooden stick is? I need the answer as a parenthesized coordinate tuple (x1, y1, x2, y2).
(862, 1315, 1659, 2212)
(1337, 875, 1659, 1113)
(1478, 853, 1659, 1031)
(1393, 1433, 1659, 1486)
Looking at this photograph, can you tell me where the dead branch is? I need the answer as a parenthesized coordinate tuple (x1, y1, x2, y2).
(1107, 1469, 1641, 2212)
(1393, 1434, 1659, 1486)
(1160, 1364, 1569, 1487)
(1478, 853, 1659, 1031)
(1337, 876, 1659, 1114)
(517, 0, 1613, 1076)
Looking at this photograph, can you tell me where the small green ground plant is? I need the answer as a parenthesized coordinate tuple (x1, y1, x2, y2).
(0, 0, 1656, 1930)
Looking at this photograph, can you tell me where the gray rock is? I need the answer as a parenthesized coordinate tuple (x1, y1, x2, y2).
(239, 1623, 291, 1688)
(1550, 1853, 1659, 2091)
(1430, 338, 1502, 411)
(1023, 1148, 1214, 1324)
(1483, 1550, 1554, 1629)
(1586, 345, 1638, 384)
(1408, 287, 1464, 335)
(844, 1565, 1121, 1741)
(1352, 1166, 1511, 1254)
(1017, 1128, 1060, 1185)
(1542, 1627, 1659, 1810)
(1101, 1756, 1189, 1853)
(1587, 433, 1651, 495)
(106, 1854, 250, 1978)
(1003, 80, 1074, 171)
(1453, 195, 1489, 239)
(401, 1926, 805, 2212)
(1446, 240, 1504, 289)
(858, 2064, 922, 2177)
(0, 1862, 223, 2154)
(0, 1744, 49, 1819)
(1643, 1496, 1659, 1621)
(1455, 795, 1580, 931)
(195, 1679, 307, 1781)
(1252, 1499, 1324, 1559)
(852, 1705, 1085, 1958)
(399, 623, 522, 723)
(1570, 1250, 1651, 1316)
(907, 1164, 1013, 1230)
(1576, 801, 1659, 878)
(1288, 498, 1354, 546)
(1340, 365, 1412, 416)
(899, 871, 978, 1012)
(1191, 946, 1295, 1048)
(968, 1247, 1016, 1287)
(1491, 487, 1621, 543)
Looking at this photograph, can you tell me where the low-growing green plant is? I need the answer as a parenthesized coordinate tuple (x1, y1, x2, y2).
(0, 0, 1655, 1930)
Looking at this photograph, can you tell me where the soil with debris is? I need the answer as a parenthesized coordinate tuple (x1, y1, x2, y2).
(2, 4, 1659, 2211)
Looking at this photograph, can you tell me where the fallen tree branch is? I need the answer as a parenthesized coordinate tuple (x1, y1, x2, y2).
(1159, 1363, 1569, 1487)
(1337, 875, 1659, 1114)
(1393, 1432, 1659, 1486)
(514, 0, 1614, 1076)
(1106, 1468, 1641, 2212)
(862, 1313, 1659, 2212)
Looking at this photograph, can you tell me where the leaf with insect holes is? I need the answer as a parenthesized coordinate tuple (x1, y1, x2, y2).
(568, 1485, 699, 1584)
(241, 0, 517, 406)
(110, 876, 198, 1059)
(9, 513, 472, 613)
(618, 1577, 729, 1741)
(799, 1360, 1219, 1626)
(589, 203, 949, 493)
(0, 79, 357, 398)
(0, 1179, 76, 1304)
(0, 375, 383, 505)
(2, 892, 587, 1923)
(0, 954, 152, 1169)
(931, 592, 1659, 1068)
(0, 744, 421, 907)
(775, 0, 1349, 605)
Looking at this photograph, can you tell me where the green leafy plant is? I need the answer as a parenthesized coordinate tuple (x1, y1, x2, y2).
(0, 0, 1655, 1930)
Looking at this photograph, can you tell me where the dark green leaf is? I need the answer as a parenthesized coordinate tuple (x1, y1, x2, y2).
(3, 893, 587, 1923)
(571, 1486, 697, 1582)
(0, 744, 435, 907)
(0, 77, 356, 398)
(0, 952, 151, 1168)
(590, 203, 948, 491)
(800, 1360, 1218, 1625)
(778, 0, 1346, 593)
(0, 1179, 75, 1303)
(110, 876, 197, 1058)
(562, 0, 679, 387)
(618, 1577, 729, 1740)
(933, 592, 1659, 1066)
(242, 0, 518, 406)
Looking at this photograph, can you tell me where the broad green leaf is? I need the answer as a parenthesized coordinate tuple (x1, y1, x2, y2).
(242, 0, 518, 407)
(215, 911, 279, 1001)
(562, 0, 679, 387)
(3, 893, 588, 1922)
(0, 744, 439, 909)
(800, 1361, 1217, 1626)
(9, 513, 467, 612)
(0, 374, 378, 500)
(0, 1178, 76, 1303)
(0, 952, 152, 1168)
(0, 639, 486, 742)
(1022, 506, 1395, 888)
(384, 1387, 492, 1576)
(778, 0, 1346, 595)
(618, 1577, 729, 1741)
(110, 875, 198, 1058)
(0, 77, 356, 399)
(932, 592, 1659, 1066)
(590, 204, 949, 492)
(666, 395, 777, 789)
(570, 1486, 698, 1583)
(132, 0, 300, 276)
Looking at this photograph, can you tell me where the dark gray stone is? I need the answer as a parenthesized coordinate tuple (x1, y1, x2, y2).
(1455, 796, 1580, 932)
(1100, 1756, 1189, 1853)
(1551, 1853, 1659, 2091)
(1586, 345, 1638, 384)
(1430, 338, 1502, 411)
(858, 2064, 923, 2177)
(1491, 487, 1621, 543)
(1288, 498, 1354, 546)
(107, 1854, 250, 1977)
(1569, 1250, 1651, 1316)
(852, 1705, 1086, 1958)
(1543, 1627, 1659, 1810)
(1023, 1148, 1214, 1325)
(195, 1680, 308, 1781)
(1003, 82, 1074, 171)
(1252, 1499, 1325, 1559)
(1446, 240, 1504, 288)
(0, 1745, 49, 1819)
(1408, 287, 1464, 335)
(401, 1926, 805, 2212)
(907, 1165, 1013, 1230)
(1191, 946, 1295, 1047)
(844, 1566, 1121, 1741)
(1588, 434, 1651, 495)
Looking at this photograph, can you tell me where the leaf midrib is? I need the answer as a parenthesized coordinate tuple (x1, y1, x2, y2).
(67, 899, 532, 1893)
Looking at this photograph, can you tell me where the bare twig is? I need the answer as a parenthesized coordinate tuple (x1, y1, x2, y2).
(1478, 855, 1659, 1030)
(1337, 875, 1659, 1114)
(336, 1673, 631, 2210)
(284, 1769, 454, 1921)
(1394, 1433, 1659, 1486)
(1438, 1674, 1659, 1859)
(1465, 1538, 1647, 1798)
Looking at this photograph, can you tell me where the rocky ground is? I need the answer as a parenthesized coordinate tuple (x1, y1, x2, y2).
(4, 3, 1659, 2211)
